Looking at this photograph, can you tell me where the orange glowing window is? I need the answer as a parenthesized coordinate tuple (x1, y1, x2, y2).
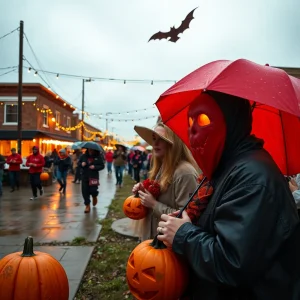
(197, 114, 210, 126)
(189, 117, 194, 127)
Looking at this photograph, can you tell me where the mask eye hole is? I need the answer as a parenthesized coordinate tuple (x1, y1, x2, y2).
(197, 114, 210, 126)
(188, 117, 194, 127)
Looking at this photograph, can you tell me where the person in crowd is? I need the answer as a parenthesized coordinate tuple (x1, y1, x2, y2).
(105, 148, 114, 175)
(157, 91, 300, 299)
(6, 148, 22, 192)
(44, 151, 54, 169)
(51, 148, 59, 182)
(288, 175, 300, 217)
(80, 148, 105, 213)
(0, 153, 5, 197)
(127, 149, 135, 178)
(72, 149, 82, 183)
(113, 145, 127, 188)
(132, 123, 199, 241)
(26, 146, 45, 200)
(54, 149, 72, 195)
(131, 150, 143, 183)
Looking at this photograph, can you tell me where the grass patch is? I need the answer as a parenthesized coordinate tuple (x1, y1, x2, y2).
(74, 175, 138, 300)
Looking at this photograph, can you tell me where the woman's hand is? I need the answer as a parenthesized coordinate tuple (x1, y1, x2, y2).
(138, 190, 156, 209)
(82, 162, 86, 167)
(89, 165, 95, 169)
(289, 181, 298, 193)
(132, 183, 143, 194)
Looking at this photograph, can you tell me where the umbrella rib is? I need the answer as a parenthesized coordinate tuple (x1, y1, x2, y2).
(278, 110, 288, 175)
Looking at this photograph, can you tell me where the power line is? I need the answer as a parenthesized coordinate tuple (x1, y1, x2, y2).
(0, 27, 19, 41)
(0, 66, 18, 70)
(0, 69, 17, 77)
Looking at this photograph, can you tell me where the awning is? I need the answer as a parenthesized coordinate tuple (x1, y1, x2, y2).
(0, 130, 77, 142)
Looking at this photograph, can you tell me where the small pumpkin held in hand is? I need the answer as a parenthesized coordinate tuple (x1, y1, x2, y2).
(0, 236, 69, 300)
(123, 194, 148, 220)
(40, 172, 49, 181)
(126, 236, 189, 300)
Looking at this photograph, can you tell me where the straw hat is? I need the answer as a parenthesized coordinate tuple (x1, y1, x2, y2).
(134, 125, 173, 146)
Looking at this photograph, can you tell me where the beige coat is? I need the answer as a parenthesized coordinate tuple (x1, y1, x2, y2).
(132, 161, 199, 241)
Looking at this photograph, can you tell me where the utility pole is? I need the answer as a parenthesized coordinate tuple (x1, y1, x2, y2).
(81, 79, 84, 141)
(105, 112, 112, 145)
(17, 20, 24, 154)
(81, 78, 92, 141)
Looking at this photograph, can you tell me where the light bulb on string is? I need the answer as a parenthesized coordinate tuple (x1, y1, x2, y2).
(124, 80, 126, 84)
(151, 80, 153, 85)
(34, 71, 38, 76)
(28, 67, 31, 73)
(56, 74, 59, 79)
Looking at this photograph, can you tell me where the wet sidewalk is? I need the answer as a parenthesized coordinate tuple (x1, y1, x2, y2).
(0, 170, 116, 300)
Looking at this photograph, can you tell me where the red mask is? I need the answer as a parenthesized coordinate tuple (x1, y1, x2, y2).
(188, 93, 226, 180)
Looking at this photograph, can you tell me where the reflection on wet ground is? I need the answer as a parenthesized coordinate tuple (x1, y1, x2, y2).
(0, 170, 116, 243)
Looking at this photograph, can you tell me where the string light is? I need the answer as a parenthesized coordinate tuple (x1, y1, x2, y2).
(22, 65, 176, 85)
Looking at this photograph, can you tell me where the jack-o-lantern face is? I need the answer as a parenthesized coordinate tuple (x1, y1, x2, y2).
(126, 239, 189, 300)
(123, 195, 148, 220)
(188, 93, 226, 180)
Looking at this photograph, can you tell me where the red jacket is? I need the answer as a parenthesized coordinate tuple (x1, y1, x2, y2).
(6, 154, 22, 171)
(26, 149, 45, 174)
(105, 151, 114, 163)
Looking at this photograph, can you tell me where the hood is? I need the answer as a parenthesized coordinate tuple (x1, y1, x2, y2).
(32, 146, 40, 155)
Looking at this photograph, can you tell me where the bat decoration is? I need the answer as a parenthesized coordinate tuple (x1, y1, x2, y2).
(148, 7, 197, 43)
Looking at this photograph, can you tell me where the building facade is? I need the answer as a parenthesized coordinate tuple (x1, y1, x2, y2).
(0, 83, 77, 157)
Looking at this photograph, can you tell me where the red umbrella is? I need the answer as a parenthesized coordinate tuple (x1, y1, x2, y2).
(155, 59, 300, 175)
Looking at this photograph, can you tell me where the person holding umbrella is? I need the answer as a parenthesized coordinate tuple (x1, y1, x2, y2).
(155, 59, 300, 299)
(80, 142, 105, 213)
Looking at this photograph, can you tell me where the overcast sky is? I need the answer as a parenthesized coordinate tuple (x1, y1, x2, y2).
(0, 0, 300, 141)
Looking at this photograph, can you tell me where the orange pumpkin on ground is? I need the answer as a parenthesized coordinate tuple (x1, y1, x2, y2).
(123, 193, 148, 220)
(0, 236, 69, 300)
(126, 236, 189, 299)
(40, 172, 49, 181)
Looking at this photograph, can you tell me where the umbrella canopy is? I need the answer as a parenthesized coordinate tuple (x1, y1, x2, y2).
(115, 144, 127, 151)
(81, 141, 104, 152)
(155, 59, 300, 175)
(132, 146, 145, 152)
(146, 145, 153, 151)
(71, 141, 82, 150)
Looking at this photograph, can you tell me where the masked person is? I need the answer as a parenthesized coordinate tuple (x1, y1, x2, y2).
(6, 148, 22, 192)
(157, 91, 300, 300)
(26, 146, 45, 200)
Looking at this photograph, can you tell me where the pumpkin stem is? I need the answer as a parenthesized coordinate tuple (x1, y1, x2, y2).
(21, 236, 36, 257)
(150, 234, 167, 249)
(134, 192, 139, 198)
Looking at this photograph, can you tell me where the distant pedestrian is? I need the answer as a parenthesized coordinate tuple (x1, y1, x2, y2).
(54, 149, 72, 195)
(26, 146, 45, 200)
(6, 148, 22, 192)
(0, 153, 5, 197)
(51, 148, 59, 182)
(105, 149, 113, 175)
(113, 145, 127, 188)
(71, 149, 82, 184)
(80, 148, 105, 213)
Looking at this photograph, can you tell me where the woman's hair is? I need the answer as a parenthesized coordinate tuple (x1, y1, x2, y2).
(148, 122, 199, 192)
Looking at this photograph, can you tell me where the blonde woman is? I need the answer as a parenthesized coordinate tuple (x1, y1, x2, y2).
(132, 122, 200, 241)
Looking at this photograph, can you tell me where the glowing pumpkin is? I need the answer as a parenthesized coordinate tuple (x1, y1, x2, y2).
(123, 194, 148, 220)
(126, 236, 189, 299)
(0, 236, 69, 300)
(40, 172, 49, 181)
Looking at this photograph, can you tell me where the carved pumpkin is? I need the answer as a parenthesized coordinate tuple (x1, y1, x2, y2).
(0, 236, 69, 300)
(126, 236, 189, 299)
(40, 172, 49, 181)
(123, 194, 148, 220)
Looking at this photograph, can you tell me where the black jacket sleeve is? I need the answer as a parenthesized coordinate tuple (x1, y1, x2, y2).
(173, 184, 293, 286)
(92, 155, 105, 171)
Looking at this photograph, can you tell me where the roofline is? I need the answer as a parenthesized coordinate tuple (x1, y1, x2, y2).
(0, 82, 76, 111)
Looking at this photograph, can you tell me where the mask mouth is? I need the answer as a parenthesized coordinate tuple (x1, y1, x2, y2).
(190, 136, 208, 150)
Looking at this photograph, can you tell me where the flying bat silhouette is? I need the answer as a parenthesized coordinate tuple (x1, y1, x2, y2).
(148, 7, 197, 43)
